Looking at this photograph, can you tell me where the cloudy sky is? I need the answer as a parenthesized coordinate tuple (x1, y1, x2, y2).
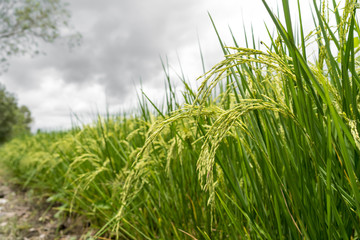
(0, 0, 313, 131)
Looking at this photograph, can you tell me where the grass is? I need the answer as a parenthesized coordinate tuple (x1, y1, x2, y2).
(1, 0, 360, 239)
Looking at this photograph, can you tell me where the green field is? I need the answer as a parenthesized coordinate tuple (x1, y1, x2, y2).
(1, 0, 360, 239)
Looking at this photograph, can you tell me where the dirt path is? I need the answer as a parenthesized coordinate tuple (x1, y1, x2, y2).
(0, 179, 93, 240)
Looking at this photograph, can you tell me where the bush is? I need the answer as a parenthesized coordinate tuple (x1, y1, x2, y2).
(0, 83, 32, 143)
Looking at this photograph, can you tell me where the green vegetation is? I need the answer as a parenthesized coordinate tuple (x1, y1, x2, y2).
(1, 0, 360, 239)
(0, 83, 32, 144)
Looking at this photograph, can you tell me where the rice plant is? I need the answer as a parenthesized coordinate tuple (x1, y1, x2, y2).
(1, 0, 360, 239)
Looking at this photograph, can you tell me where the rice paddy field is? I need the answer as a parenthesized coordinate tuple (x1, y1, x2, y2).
(1, 0, 360, 239)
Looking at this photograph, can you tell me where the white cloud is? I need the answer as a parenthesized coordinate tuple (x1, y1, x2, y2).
(18, 77, 109, 130)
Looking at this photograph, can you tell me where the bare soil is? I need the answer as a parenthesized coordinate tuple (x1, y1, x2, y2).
(0, 178, 95, 240)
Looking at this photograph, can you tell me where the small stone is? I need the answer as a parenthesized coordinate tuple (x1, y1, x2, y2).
(0, 222, 7, 227)
(0, 199, 7, 205)
(39, 233, 46, 239)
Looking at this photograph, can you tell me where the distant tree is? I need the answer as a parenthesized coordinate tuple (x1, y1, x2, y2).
(0, 0, 81, 72)
(0, 83, 32, 143)
(11, 105, 32, 137)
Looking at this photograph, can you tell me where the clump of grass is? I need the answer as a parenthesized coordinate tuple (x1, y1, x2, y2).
(1, 0, 360, 239)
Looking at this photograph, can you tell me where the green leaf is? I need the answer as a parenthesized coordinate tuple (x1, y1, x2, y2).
(354, 37, 359, 48)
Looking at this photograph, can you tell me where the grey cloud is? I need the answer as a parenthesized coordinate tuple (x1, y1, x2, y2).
(0, 0, 224, 131)
(7, 0, 207, 103)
